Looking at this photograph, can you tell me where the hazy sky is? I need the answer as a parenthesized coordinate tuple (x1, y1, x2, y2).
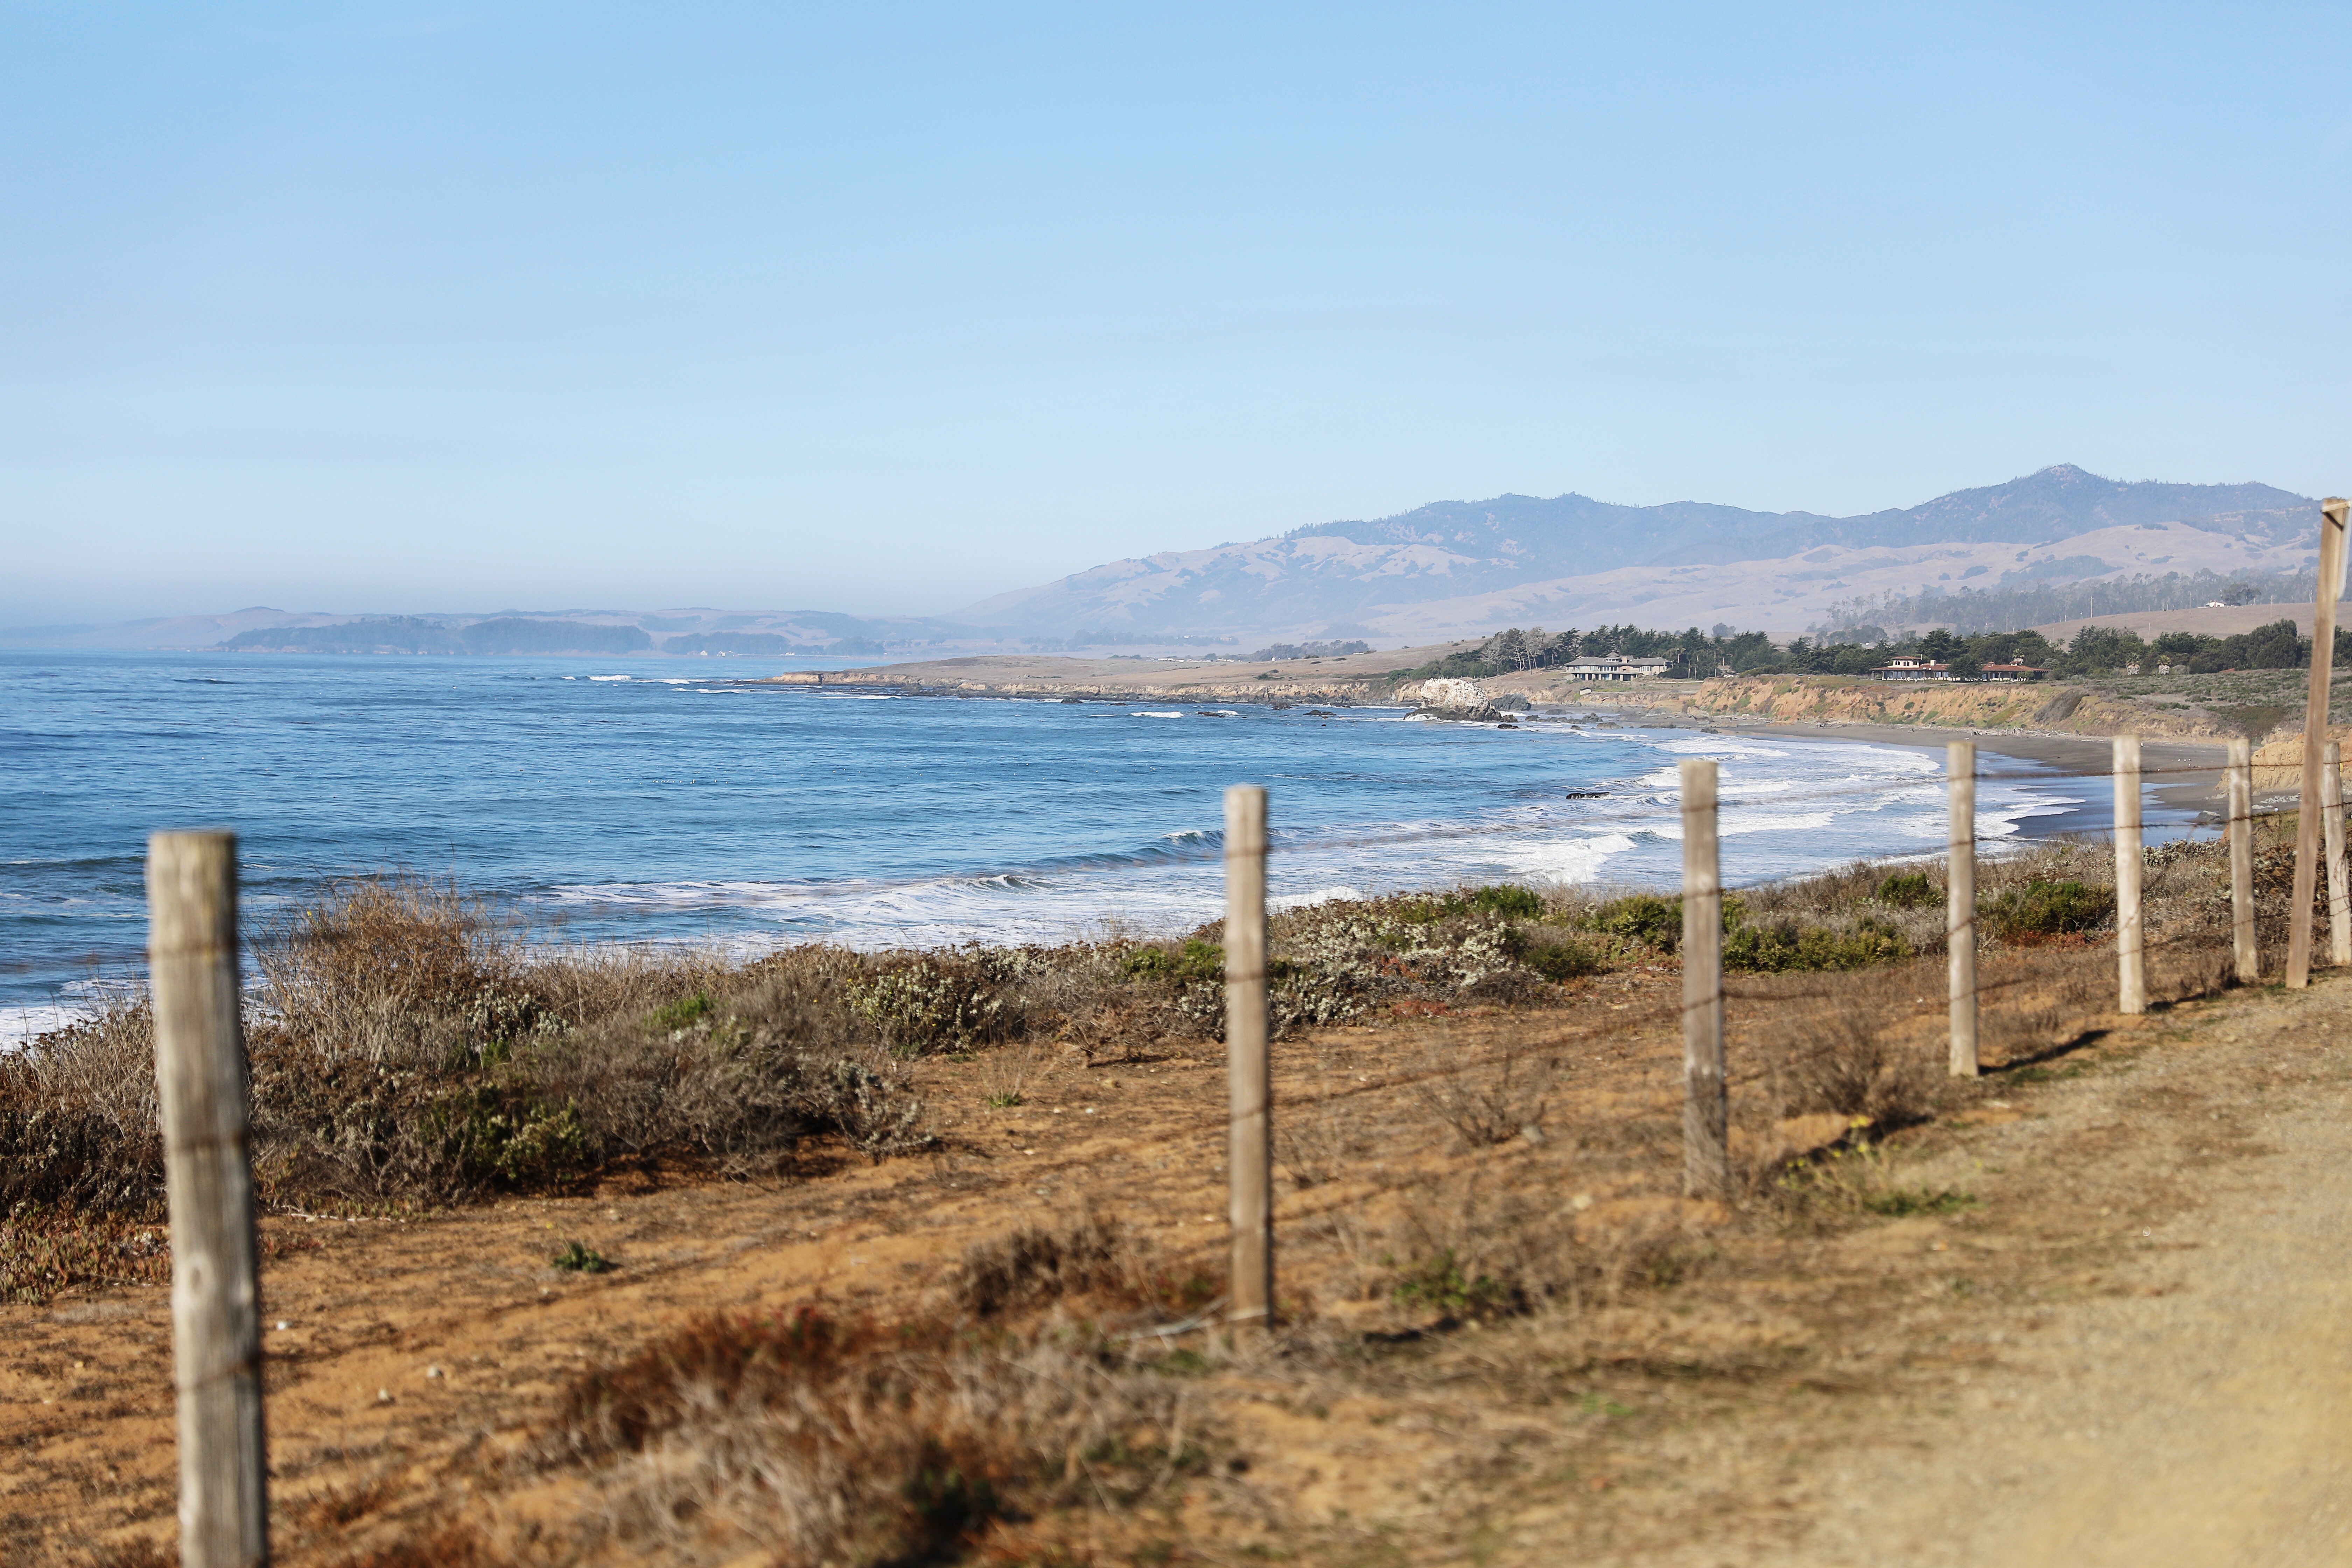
(7, 2, 2351, 624)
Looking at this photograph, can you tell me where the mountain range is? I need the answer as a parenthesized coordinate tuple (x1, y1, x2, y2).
(953, 465, 2322, 642)
(5, 466, 2326, 652)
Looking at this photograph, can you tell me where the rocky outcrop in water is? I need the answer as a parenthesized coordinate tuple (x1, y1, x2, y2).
(1400, 677, 1503, 722)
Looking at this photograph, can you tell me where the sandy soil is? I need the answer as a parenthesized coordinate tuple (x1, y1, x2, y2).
(1732, 978, 2352, 1568)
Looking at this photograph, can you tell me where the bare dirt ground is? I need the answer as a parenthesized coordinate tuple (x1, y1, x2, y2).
(9, 933, 2351, 1566)
(1740, 976, 2352, 1568)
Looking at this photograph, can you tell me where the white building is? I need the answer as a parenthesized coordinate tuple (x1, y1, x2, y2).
(1565, 656, 1672, 682)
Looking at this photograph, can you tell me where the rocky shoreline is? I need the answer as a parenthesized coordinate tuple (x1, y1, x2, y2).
(754, 658, 2247, 826)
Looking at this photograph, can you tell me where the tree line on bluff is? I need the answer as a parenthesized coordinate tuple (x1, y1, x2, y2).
(1402, 618, 2336, 684)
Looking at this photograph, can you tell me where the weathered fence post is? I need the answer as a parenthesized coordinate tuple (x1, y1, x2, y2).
(2114, 736, 2145, 1014)
(1223, 785, 1272, 1331)
(2230, 736, 2258, 985)
(2287, 497, 2349, 987)
(147, 831, 269, 1568)
(2328, 740, 2350, 968)
(1680, 759, 1728, 1197)
(1948, 742, 1977, 1077)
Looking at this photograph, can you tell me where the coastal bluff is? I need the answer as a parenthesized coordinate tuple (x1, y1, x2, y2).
(1677, 674, 2240, 742)
(751, 646, 1464, 704)
(763, 651, 2266, 748)
(1463, 668, 2240, 743)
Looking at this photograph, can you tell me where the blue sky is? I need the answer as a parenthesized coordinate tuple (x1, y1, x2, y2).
(6, 2, 2350, 624)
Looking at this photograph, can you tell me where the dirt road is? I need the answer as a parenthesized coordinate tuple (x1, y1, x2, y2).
(1744, 979, 2352, 1568)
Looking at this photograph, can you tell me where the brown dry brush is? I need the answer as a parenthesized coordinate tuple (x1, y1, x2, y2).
(132, 842, 2264, 1558)
(951, 1214, 1225, 1324)
(0, 836, 2256, 1290)
(537, 1302, 1203, 1567)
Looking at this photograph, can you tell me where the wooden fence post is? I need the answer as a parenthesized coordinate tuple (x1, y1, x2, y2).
(147, 831, 269, 1568)
(1948, 742, 1977, 1077)
(2327, 740, 2349, 968)
(2287, 497, 2349, 987)
(1680, 759, 1728, 1197)
(1223, 785, 1272, 1331)
(2114, 736, 2145, 1014)
(2230, 737, 2258, 985)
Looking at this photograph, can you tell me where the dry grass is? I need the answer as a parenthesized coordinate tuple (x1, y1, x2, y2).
(1766, 1004, 1941, 1125)
(953, 1214, 1132, 1318)
(41, 828, 2287, 1565)
(540, 1302, 1200, 1566)
(1409, 1024, 1560, 1148)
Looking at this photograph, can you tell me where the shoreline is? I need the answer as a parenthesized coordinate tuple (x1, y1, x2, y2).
(785, 670, 2239, 835)
(1688, 713, 2232, 830)
(1, 693, 2242, 1038)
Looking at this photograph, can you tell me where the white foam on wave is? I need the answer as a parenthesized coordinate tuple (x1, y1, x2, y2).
(527, 724, 2095, 952)
(1485, 831, 1639, 886)
(1648, 734, 1794, 760)
(1271, 884, 1368, 912)
(589, 674, 631, 682)
(1, 1003, 77, 1045)
(1131, 711, 1184, 719)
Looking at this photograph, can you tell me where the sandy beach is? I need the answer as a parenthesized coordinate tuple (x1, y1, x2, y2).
(1686, 712, 2232, 825)
(780, 645, 2243, 834)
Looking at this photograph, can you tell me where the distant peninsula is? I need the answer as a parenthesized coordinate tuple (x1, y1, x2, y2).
(5, 465, 2328, 655)
(215, 615, 886, 658)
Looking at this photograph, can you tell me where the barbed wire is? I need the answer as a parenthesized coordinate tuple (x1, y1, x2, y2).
(948, 908, 2271, 1207)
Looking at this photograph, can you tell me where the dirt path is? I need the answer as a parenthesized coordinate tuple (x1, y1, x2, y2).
(1742, 979, 2352, 1568)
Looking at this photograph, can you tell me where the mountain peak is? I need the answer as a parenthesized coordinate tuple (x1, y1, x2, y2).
(954, 468, 2319, 642)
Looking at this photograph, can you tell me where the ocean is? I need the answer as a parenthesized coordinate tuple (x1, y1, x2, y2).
(2, 649, 2147, 1032)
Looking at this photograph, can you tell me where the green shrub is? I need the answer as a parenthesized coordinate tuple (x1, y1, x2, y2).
(1514, 929, 1605, 980)
(649, 992, 714, 1031)
(846, 961, 1005, 1055)
(427, 1088, 590, 1189)
(1861, 1186, 1977, 1217)
(1982, 879, 2113, 942)
(1123, 939, 1225, 983)
(551, 1239, 611, 1273)
(1875, 871, 1942, 909)
(1581, 893, 1682, 950)
(1469, 884, 1545, 919)
(1398, 884, 1547, 924)
(1390, 1249, 1520, 1320)
(1724, 914, 1909, 973)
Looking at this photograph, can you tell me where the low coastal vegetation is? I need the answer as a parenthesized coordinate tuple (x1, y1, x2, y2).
(13, 820, 2315, 1562)
(2, 820, 2289, 1304)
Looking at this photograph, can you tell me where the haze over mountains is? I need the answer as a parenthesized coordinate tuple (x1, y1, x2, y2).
(959, 465, 2321, 643)
(6, 467, 2324, 653)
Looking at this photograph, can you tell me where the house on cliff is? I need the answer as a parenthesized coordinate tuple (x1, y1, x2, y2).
(1564, 656, 1672, 682)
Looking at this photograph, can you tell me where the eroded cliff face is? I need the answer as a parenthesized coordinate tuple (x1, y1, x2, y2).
(1674, 677, 2239, 738)
(1476, 670, 2239, 742)
(2252, 727, 2352, 790)
(1680, 676, 2236, 740)
(780, 662, 2247, 745)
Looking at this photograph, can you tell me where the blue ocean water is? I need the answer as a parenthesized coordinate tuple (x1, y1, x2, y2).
(3, 649, 2112, 1031)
